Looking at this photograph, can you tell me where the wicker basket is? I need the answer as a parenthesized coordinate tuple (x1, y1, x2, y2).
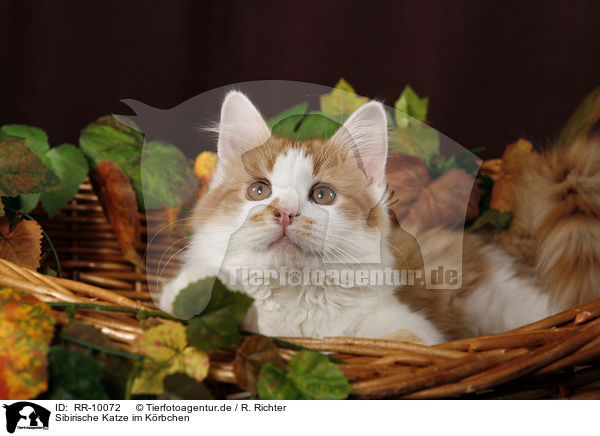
(1, 181, 599, 399)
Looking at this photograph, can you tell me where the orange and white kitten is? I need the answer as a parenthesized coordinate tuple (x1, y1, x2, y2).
(160, 91, 600, 343)
(160, 91, 443, 344)
(395, 136, 600, 339)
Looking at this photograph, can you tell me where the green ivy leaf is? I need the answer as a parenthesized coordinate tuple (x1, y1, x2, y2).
(556, 87, 600, 148)
(288, 351, 352, 399)
(0, 126, 88, 216)
(140, 141, 198, 208)
(160, 373, 214, 400)
(394, 85, 429, 128)
(184, 277, 253, 352)
(0, 125, 50, 158)
(267, 102, 308, 129)
(1, 194, 41, 223)
(40, 144, 89, 217)
(172, 277, 216, 319)
(271, 112, 340, 140)
(60, 322, 131, 399)
(426, 151, 480, 179)
(80, 116, 197, 209)
(468, 209, 513, 231)
(257, 351, 352, 400)
(0, 135, 62, 198)
(258, 364, 303, 400)
(79, 116, 145, 205)
(40, 346, 108, 400)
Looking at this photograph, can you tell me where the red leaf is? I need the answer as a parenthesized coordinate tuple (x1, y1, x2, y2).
(90, 160, 143, 268)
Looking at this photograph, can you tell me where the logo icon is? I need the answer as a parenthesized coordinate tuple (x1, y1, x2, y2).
(2, 402, 50, 434)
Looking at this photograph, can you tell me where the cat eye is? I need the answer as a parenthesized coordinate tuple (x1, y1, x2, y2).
(310, 185, 336, 205)
(247, 181, 272, 201)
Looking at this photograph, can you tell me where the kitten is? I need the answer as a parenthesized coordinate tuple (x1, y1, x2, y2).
(160, 90, 600, 343)
(160, 91, 443, 344)
(395, 136, 600, 339)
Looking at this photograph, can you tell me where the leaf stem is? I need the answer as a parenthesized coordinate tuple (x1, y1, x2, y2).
(58, 332, 145, 361)
(47, 301, 182, 321)
(51, 305, 347, 364)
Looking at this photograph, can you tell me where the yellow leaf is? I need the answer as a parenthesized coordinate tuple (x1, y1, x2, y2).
(132, 321, 209, 395)
(320, 78, 369, 116)
(194, 151, 218, 186)
(0, 288, 55, 399)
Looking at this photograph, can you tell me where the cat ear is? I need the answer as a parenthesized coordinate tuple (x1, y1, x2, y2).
(330, 101, 388, 191)
(217, 91, 270, 166)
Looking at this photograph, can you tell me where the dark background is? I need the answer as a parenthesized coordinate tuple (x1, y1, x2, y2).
(1, 0, 599, 159)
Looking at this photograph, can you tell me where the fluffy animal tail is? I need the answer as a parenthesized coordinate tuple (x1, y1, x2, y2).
(509, 135, 600, 309)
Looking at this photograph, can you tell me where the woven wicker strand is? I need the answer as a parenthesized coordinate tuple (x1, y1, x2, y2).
(9, 180, 596, 399)
(1, 257, 599, 398)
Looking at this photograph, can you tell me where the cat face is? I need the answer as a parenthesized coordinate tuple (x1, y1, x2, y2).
(190, 92, 391, 273)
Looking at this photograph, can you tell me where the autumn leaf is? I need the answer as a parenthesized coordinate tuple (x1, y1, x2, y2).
(389, 123, 440, 160)
(79, 116, 144, 203)
(131, 321, 209, 395)
(394, 85, 429, 128)
(557, 87, 600, 148)
(0, 135, 61, 198)
(80, 116, 197, 209)
(490, 139, 536, 213)
(0, 288, 55, 400)
(0, 125, 50, 158)
(387, 152, 431, 222)
(257, 350, 351, 400)
(90, 160, 143, 268)
(183, 278, 254, 352)
(233, 335, 285, 394)
(404, 168, 475, 229)
(0, 126, 88, 217)
(320, 78, 368, 117)
(0, 217, 42, 269)
(194, 151, 218, 185)
(257, 365, 302, 400)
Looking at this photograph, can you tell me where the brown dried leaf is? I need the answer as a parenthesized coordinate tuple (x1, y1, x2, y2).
(0, 217, 42, 269)
(232, 335, 285, 394)
(405, 168, 475, 229)
(386, 152, 431, 221)
(490, 139, 537, 212)
(90, 160, 143, 268)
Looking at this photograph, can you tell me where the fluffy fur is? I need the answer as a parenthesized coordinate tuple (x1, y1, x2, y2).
(160, 91, 442, 344)
(395, 137, 600, 339)
(160, 90, 600, 344)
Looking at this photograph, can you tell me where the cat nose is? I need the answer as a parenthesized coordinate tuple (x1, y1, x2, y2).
(273, 208, 300, 226)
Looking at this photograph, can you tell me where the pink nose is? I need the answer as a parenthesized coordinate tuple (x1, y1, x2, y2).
(273, 208, 299, 227)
